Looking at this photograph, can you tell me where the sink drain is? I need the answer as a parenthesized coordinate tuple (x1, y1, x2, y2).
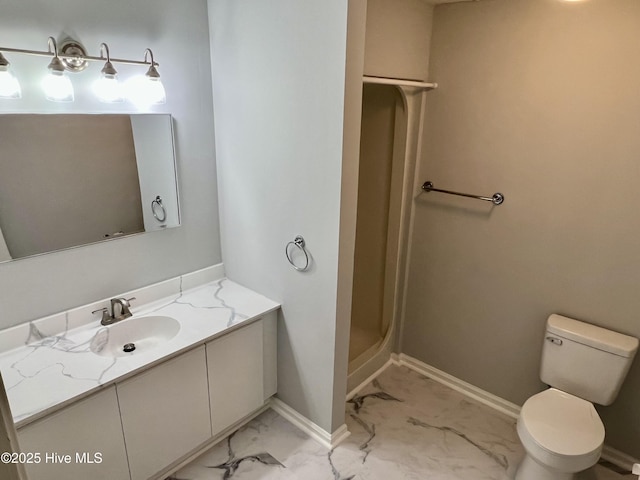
(123, 343, 136, 353)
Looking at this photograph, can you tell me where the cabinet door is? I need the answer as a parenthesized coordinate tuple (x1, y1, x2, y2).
(18, 386, 129, 480)
(117, 346, 211, 480)
(207, 320, 264, 435)
(262, 311, 277, 399)
(0, 373, 26, 480)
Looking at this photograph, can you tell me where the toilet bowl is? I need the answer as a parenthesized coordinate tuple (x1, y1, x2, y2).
(514, 314, 638, 480)
(515, 389, 604, 480)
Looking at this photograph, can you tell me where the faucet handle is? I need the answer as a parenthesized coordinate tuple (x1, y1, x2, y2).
(123, 297, 136, 313)
(91, 307, 113, 325)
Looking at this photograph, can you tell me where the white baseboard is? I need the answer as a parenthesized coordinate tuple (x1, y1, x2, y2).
(269, 397, 350, 450)
(395, 353, 521, 419)
(601, 444, 639, 472)
(393, 353, 639, 472)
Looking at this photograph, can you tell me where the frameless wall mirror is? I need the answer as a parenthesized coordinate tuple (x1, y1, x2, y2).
(0, 113, 179, 263)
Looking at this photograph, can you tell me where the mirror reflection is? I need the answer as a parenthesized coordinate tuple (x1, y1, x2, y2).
(0, 114, 179, 263)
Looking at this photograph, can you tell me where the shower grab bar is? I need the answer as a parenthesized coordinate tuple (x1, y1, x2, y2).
(421, 181, 505, 206)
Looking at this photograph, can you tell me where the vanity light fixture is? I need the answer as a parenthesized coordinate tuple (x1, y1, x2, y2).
(143, 49, 166, 105)
(93, 43, 124, 103)
(42, 37, 74, 102)
(0, 36, 165, 104)
(126, 49, 166, 106)
(0, 52, 21, 99)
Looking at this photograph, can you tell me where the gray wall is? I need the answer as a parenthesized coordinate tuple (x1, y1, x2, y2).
(207, 0, 354, 434)
(0, 0, 220, 329)
(363, 0, 433, 81)
(402, 0, 640, 457)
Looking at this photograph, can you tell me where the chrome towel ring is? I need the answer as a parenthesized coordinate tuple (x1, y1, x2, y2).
(285, 235, 310, 272)
(151, 195, 167, 222)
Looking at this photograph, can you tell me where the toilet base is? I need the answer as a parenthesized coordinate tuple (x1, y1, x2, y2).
(515, 454, 577, 480)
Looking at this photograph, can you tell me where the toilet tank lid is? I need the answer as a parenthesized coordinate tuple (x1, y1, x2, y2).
(547, 315, 639, 358)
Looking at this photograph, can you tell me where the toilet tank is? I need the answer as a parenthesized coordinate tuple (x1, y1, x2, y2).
(541, 314, 639, 406)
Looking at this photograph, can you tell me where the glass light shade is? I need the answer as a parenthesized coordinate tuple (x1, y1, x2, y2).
(93, 74, 124, 103)
(0, 67, 21, 99)
(42, 70, 74, 102)
(126, 75, 166, 108)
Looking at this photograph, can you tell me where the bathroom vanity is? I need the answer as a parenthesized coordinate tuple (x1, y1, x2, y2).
(0, 266, 279, 480)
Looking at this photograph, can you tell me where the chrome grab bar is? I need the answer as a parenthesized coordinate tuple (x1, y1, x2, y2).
(421, 181, 504, 206)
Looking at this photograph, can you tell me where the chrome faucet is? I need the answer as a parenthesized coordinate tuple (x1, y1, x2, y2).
(111, 297, 135, 321)
(92, 297, 136, 326)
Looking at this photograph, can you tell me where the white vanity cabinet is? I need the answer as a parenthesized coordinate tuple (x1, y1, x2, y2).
(117, 345, 211, 480)
(17, 386, 130, 480)
(207, 312, 277, 435)
(14, 312, 278, 480)
(208, 321, 263, 434)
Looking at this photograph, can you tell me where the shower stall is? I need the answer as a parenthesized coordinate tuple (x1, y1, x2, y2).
(343, 0, 437, 392)
(347, 78, 432, 391)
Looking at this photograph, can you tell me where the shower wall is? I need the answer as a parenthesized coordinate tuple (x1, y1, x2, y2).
(350, 84, 402, 365)
(402, 0, 640, 458)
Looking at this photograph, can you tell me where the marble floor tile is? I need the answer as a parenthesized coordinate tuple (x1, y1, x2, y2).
(169, 364, 631, 480)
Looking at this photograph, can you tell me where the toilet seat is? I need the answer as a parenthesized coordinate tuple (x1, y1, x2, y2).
(518, 388, 604, 472)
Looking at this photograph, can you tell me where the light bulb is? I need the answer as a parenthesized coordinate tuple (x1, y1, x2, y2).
(125, 74, 166, 108)
(93, 73, 123, 103)
(126, 49, 166, 108)
(43, 55, 74, 102)
(142, 76, 166, 105)
(0, 67, 21, 99)
(42, 70, 74, 102)
(94, 48, 123, 103)
(0, 53, 21, 99)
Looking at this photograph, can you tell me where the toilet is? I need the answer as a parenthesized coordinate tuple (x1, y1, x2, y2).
(515, 314, 639, 480)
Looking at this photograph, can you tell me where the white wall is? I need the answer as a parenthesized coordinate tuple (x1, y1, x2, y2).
(0, 0, 221, 329)
(208, 0, 352, 433)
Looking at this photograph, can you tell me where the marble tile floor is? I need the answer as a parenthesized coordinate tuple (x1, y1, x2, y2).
(169, 364, 633, 480)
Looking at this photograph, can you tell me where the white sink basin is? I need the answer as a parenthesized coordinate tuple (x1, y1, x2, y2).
(90, 316, 180, 357)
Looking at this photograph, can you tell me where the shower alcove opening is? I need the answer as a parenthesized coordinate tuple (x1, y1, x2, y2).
(347, 78, 432, 392)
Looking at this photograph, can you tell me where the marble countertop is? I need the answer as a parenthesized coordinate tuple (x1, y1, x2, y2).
(0, 277, 280, 428)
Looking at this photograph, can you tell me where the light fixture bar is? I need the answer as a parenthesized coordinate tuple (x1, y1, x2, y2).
(0, 37, 165, 104)
(0, 45, 158, 68)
